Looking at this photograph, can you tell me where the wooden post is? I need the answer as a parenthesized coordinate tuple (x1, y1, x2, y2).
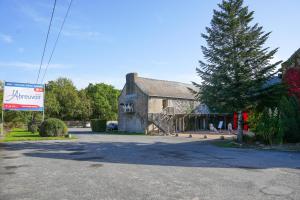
(194, 116, 196, 131)
(224, 115, 227, 131)
(183, 116, 185, 132)
(179, 117, 181, 132)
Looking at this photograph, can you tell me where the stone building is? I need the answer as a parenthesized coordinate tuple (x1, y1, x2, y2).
(118, 73, 231, 134)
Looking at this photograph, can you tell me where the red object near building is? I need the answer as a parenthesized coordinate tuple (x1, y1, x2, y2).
(233, 112, 248, 130)
(283, 67, 300, 101)
(282, 48, 300, 101)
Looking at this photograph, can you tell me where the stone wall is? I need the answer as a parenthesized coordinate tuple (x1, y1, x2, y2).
(118, 84, 148, 133)
(148, 97, 199, 114)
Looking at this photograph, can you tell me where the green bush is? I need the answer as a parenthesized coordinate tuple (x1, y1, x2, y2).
(279, 96, 300, 143)
(242, 133, 256, 144)
(28, 121, 39, 133)
(39, 118, 68, 137)
(248, 95, 300, 144)
(91, 119, 107, 132)
(248, 108, 281, 145)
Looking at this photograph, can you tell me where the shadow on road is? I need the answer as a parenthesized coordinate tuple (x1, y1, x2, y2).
(2, 138, 300, 169)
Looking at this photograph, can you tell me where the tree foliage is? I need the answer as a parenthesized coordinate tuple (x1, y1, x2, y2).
(284, 67, 300, 102)
(279, 95, 300, 143)
(46, 78, 80, 120)
(77, 90, 92, 121)
(86, 83, 120, 120)
(44, 78, 119, 121)
(248, 108, 282, 145)
(193, 0, 281, 113)
(248, 95, 300, 144)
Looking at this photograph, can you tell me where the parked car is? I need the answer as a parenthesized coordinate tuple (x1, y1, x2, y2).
(85, 122, 91, 128)
(107, 122, 118, 131)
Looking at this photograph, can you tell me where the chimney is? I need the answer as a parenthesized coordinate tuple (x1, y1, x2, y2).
(126, 73, 138, 95)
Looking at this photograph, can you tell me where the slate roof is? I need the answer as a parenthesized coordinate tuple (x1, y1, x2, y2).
(135, 77, 197, 100)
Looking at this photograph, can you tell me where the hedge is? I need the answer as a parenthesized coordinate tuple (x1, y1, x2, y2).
(39, 118, 68, 137)
(91, 119, 107, 132)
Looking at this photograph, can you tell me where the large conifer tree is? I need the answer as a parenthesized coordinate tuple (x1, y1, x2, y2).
(193, 0, 281, 142)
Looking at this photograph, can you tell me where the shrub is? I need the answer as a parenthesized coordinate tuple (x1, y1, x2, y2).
(279, 95, 300, 143)
(91, 119, 107, 132)
(39, 118, 68, 137)
(242, 133, 256, 144)
(248, 108, 281, 145)
(28, 121, 39, 133)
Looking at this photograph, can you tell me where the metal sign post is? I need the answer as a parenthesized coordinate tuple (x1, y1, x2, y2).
(42, 84, 45, 121)
(1, 110, 3, 136)
(1, 81, 4, 135)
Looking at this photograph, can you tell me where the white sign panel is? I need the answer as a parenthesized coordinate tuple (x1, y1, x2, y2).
(3, 82, 44, 111)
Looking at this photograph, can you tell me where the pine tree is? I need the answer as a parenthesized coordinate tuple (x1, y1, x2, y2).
(193, 0, 281, 142)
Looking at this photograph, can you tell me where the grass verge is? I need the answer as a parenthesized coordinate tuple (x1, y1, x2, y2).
(212, 139, 300, 152)
(0, 128, 77, 142)
(212, 140, 242, 148)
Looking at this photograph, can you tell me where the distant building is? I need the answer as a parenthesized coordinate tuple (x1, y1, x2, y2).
(282, 48, 300, 100)
(282, 48, 300, 71)
(118, 73, 231, 134)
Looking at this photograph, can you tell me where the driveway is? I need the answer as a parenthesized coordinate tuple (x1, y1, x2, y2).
(1, 128, 300, 200)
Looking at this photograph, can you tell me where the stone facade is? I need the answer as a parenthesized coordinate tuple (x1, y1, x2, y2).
(118, 75, 148, 133)
(118, 73, 205, 134)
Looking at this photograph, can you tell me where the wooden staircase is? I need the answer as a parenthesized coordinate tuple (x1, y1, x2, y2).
(148, 107, 175, 134)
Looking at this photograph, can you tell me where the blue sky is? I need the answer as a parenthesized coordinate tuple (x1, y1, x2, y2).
(1, 0, 300, 89)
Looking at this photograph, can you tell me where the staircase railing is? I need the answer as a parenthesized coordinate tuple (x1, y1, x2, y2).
(148, 107, 175, 134)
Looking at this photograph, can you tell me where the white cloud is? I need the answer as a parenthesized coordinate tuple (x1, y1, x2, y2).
(0, 33, 13, 44)
(0, 61, 69, 70)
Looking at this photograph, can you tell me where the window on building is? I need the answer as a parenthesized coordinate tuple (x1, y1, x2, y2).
(162, 99, 168, 109)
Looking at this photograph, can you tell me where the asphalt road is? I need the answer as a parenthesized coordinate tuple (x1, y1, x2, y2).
(0, 128, 300, 200)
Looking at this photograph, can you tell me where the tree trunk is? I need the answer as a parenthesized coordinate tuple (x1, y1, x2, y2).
(237, 111, 243, 143)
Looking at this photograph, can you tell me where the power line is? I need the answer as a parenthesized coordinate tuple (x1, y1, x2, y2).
(36, 0, 57, 84)
(41, 0, 74, 84)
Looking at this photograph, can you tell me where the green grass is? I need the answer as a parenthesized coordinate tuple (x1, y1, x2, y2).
(212, 140, 242, 148)
(0, 128, 77, 142)
(212, 139, 300, 152)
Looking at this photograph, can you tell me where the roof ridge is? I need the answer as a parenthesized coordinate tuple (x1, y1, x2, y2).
(282, 48, 300, 66)
(137, 76, 193, 86)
